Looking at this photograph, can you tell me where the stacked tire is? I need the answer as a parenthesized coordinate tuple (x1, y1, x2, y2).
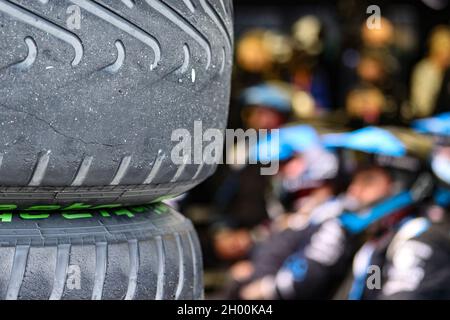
(0, 0, 233, 299)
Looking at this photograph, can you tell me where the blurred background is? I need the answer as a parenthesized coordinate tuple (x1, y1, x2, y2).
(170, 0, 450, 299)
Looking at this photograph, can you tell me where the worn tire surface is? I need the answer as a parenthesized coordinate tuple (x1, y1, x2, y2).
(0, 0, 233, 208)
(0, 203, 203, 300)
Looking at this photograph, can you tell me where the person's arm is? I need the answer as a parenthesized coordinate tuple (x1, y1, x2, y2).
(241, 219, 355, 300)
(410, 61, 440, 118)
(377, 237, 440, 300)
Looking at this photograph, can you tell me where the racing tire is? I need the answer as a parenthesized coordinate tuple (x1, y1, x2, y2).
(0, 203, 203, 300)
(0, 0, 233, 208)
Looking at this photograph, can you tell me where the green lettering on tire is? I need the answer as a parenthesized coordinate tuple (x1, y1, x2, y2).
(114, 208, 134, 218)
(25, 205, 61, 211)
(62, 212, 93, 219)
(0, 205, 17, 211)
(0, 213, 12, 222)
(20, 213, 50, 219)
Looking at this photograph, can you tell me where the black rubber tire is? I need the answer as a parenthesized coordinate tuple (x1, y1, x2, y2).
(0, 0, 233, 208)
(0, 203, 203, 300)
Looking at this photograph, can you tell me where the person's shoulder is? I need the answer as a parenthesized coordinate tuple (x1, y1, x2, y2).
(413, 59, 438, 76)
(397, 217, 432, 240)
(387, 213, 450, 259)
(386, 217, 432, 258)
(415, 58, 431, 69)
(309, 197, 344, 225)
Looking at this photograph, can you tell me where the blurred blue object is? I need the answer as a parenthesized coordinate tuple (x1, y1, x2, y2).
(413, 112, 450, 136)
(252, 125, 320, 162)
(241, 83, 291, 113)
(322, 127, 406, 157)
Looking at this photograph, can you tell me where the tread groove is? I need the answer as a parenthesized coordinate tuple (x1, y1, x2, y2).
(71, 156, 94, 187)
(187, 232, 199, 299)
(213, 0, 232, 34)
(176, 43, 190, 74)
(0, 0, 83, 66)
(219, 46, 226, 74)
(192, 162, 204, 180)
(5, 245, 30, 300)
(121, 0, 135, 9)
(218, 0, 228, 15)
(170, 155, 188, 183)
(103, 40, 126, 73)
(13, 37, 37, 70)
(71, 0, 161, 69)
(147, 0, 212, 69)
(124, 239, 139, 300)
(174, 233, 185, 299)
(155, 236, 165, 300)
(182, 0, 195, 13)
(143, 151, 165, 184)
(49, 244, 71, 300)
(110, 155, 132, 186)
(92, 242, 107, 300)
(199, 0, 232, 49)
(28, 151, 51, 187)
